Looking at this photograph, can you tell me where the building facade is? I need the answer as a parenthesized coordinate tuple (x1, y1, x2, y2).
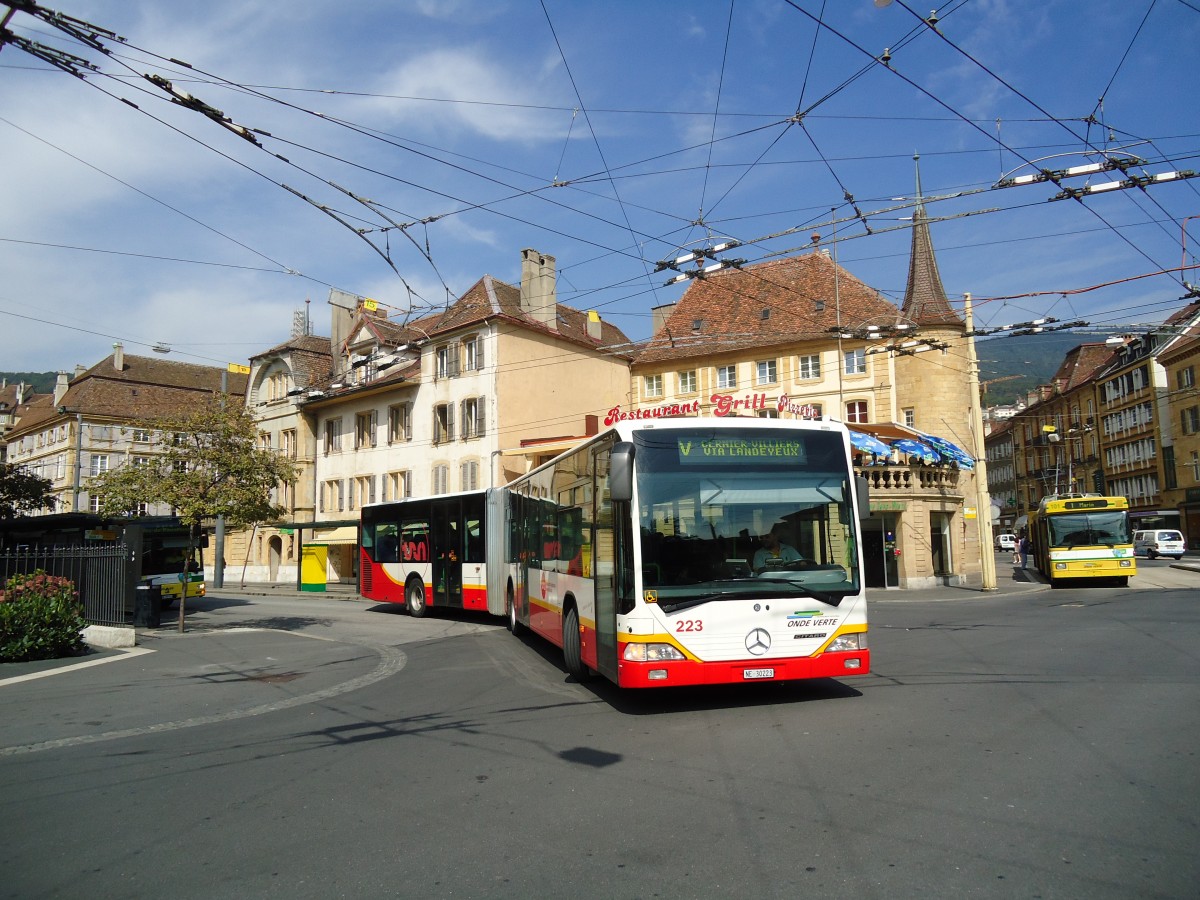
(233, 249, 633, 586)
(627, 185, 984, 590)
(3, 346, 246, 517)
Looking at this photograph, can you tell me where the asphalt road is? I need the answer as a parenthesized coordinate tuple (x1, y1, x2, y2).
(2, 571, 1198, 899)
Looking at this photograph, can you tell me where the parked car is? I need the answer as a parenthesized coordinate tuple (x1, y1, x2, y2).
(1133, 529, 1185, 560)
(995, 533, 1018, 553)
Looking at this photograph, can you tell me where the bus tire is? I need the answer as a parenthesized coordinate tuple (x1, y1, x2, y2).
(563, 606, 588, 680)
(506, 584, 523, 636)
(406, 579, 428, 618)
(1116, 576, 1130, 587)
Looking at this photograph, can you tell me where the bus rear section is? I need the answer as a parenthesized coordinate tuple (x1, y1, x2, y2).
(360, 491, 497, 617)
(1029, 495, 1136, 587)
(501, 419, 870, 688)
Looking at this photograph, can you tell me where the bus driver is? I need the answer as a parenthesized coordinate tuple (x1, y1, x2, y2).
(753, 523, 804, 573)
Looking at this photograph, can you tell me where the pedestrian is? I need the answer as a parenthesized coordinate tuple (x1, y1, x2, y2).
(1019, 534, 1031, 568)
(1011, 544, 1021, 567)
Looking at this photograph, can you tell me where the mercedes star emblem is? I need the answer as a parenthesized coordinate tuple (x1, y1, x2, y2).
(745, 628, 771, 656)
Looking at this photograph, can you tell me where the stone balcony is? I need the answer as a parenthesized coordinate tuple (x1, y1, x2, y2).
(854, 461, 965, 499)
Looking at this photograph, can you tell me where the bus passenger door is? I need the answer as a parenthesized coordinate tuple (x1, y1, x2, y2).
(592, 444, 620, 681)
(432, 500, 463, 607)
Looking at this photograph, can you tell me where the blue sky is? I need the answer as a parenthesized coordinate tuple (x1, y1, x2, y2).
(1, 0, 1198, 374)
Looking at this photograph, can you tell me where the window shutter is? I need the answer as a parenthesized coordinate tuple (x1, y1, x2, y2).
(477, 401, 486, 437)
(475, 336, 484, 370)
(432, 408, 441, 446)
(404, 404, 412, 441)
(449, 342, 460, 377)
(447, 403, 455, 441)
(460, 399, 469, 440)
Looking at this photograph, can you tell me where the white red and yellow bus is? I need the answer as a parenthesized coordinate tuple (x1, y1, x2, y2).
(359, 417, 871, 688)
(359, 490, 491, 616)
(1028, 494, 1136, 587)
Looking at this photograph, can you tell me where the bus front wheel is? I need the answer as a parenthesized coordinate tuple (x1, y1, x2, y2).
(406, 580, 428, 618)
(563, 606, 588, 680)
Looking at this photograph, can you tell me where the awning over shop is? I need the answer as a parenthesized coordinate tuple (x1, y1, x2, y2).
(309, 526, 358, 545)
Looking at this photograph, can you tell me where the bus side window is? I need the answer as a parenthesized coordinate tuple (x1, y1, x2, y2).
(376, 524, 399, 563)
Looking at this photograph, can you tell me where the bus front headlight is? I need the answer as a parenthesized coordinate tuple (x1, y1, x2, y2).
(623, 643, 686, 662)
(826, 633, 866, 653)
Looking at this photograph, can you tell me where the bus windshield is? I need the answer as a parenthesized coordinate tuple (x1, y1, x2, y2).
(1045, 510, 1130, 547)
(633, 427, 860, 605)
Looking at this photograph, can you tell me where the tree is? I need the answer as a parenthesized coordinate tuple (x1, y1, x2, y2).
(89, 397, 299, 630)
(0, 463, 56, 519)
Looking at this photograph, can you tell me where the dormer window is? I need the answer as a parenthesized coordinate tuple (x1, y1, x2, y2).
(761, 308, 771, 321)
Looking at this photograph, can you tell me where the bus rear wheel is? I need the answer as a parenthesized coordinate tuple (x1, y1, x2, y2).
(563, 606, 588, 680)
(406, 580, 428, 618)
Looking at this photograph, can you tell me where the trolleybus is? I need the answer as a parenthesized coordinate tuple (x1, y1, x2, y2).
(1027, 494, 1135, 587)
(360, 417, 871, 688)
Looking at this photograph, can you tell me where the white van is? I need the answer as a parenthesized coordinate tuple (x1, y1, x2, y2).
(1133, 529, 1185, 560)
(995, 533, 1018, 552)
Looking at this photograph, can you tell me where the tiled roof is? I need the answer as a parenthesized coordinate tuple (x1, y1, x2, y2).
(252, 333, 332, 361)
(1051, 343, 1114, 392)
(633, 252, 904, 366)
(349, 274, 632, 358)
(5, 354, 246, 438)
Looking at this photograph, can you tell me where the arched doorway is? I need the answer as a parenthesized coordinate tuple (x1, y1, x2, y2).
(268, 535, 283, 582)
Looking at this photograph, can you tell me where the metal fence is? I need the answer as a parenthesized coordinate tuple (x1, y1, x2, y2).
(0, 543, 131, 626)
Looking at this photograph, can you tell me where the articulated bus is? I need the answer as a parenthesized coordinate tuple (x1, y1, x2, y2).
(360, 417, 870, 688)
(1028, 494, 1136, 587)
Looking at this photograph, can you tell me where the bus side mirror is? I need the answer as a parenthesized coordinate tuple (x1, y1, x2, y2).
(610, 442, 635, 502)
(856, 475, 870, 520)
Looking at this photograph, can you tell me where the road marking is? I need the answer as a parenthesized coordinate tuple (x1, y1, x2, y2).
(0, 647, 155, 687)
(0, 631, 407, 757)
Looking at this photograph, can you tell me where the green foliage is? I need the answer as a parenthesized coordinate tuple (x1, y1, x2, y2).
(0, 371, 57, 394)
(0, 462, 57, 519)
(977, 332, 1087, 406)
(89, 395, 299, 531)
(0, 571, 87, 662)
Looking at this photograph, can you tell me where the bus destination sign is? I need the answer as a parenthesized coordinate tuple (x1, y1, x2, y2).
(1063, 499, 1110, 510)
(678, 437, 807, 464)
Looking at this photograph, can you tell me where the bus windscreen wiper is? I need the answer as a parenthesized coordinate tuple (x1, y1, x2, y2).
(753, 579, 838, 606)
(659, 582, 837, 614)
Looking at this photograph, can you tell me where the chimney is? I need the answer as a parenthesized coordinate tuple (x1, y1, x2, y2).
(651, 303, 675, 335)
(53, 372, 70, 406)
(586, 310, 602, 342)
(74, 365, 86, 379)
(113, 342, 124, 371)
(16, 382, 26, 405)
(520, 248, 557, 331)
(327, 288, 361, 380)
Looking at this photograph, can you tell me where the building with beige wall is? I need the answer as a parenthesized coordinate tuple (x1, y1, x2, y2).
(234, 249, 633, 586)
(3, 347, 245, 518)
(627, 192, 985, 590)
(220, 334, 331, 584)
(1159, 331, 1200, 548)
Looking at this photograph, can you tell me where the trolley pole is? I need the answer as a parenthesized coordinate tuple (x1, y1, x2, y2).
(965, 293, 997, 591)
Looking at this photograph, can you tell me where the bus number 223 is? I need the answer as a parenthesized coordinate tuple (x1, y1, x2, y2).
(675, 619, 703, 632)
